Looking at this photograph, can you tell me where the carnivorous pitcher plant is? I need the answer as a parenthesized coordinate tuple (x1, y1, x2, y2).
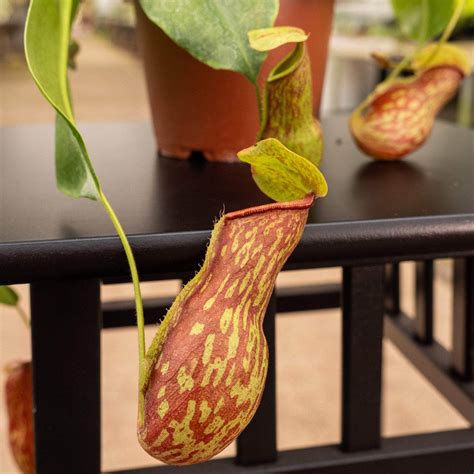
(6, 0, 328, 469)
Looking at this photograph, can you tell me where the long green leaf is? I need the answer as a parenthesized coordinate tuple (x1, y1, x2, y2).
(24, 0, 147, 416)
(24, 0, 100, 200)
(0, 286, 19, 306)
(391, 0, 457, 41)
(139, 0, 279, 84)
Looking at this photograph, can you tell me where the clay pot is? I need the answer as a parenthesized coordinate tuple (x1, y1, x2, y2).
(135, 0, 335, 162)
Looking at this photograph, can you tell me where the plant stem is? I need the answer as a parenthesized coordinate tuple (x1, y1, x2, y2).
(99, 191, 145, 387)
(354, 39, 426, 115)
(383, 50, 416, 84)
(440, 0, 465, 44)
(385, 0, 428, 85)
(15, 304, 30, 328)
(255, 82, 264, 135)
(385, 0, 465, 86)
(255, 83, 262, 122)
(417, 0, 465, 69)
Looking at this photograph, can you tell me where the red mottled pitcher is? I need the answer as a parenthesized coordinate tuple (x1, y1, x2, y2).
(351, 65, 466, 160)
(350, 44, 471, 160)
(138, 195, 313, 464)
(5, 361, 34, 474)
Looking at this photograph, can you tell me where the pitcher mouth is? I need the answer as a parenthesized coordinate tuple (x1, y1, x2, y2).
(225, 193, 315, 221)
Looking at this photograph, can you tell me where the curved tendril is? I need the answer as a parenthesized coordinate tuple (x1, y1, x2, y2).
(386, 0, 466, 85)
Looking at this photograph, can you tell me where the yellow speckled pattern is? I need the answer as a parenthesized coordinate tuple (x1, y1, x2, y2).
(260, 43, 323, 166)
(351, 65, 466, 160)
(138, 195, 313, 465)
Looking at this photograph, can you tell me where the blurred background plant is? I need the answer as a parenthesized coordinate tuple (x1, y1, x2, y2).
(1, 0, 472, 125)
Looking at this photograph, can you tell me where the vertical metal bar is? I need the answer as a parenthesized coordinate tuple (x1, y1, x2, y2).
(236, 292, 277, 465)
(415, 261, 434, 344)
(384, 263, 400, 315)
(452, 258, 474, 381)
(30, 279, 101, 474)
(342, 265, 384, 452)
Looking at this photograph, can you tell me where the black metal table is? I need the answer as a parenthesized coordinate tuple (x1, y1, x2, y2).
(1, 115, 473, 473)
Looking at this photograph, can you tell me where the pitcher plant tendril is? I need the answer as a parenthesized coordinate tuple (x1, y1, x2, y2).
(24, 0, 147, 400)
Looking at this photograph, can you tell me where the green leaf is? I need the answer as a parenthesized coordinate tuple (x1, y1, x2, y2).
(139, 0, 279, 84)
(248, 26, 308, 52)
(24, 0, 147, 406)
(24, 0, 101, 200)
(0, 286, 19, 306)
(391, 0, 457, 42)
(462, 0, 474, 18)
(238, 138, 328, 202)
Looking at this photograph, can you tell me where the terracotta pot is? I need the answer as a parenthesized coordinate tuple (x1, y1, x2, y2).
(135, 0, 334, 162)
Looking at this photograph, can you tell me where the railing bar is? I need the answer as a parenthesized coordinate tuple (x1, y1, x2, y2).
(342, 265, 384, 451)
(414, 261, 434, 344)
(452, 257, 474, 380)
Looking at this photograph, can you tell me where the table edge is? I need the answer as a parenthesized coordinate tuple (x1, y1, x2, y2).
(1, 213, 473, 284)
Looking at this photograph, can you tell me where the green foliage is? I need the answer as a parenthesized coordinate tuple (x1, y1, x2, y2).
(139, 0, 279, 84)
(462, 0, 474, 17)
(24, 0, 146, 401)
(0, 286, 19, 306)
(391, 0, 458, 42)
(238, 138, 328, 202)
(24, 0, 101, 200)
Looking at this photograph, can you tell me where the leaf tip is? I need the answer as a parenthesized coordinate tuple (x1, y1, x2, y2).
(248, 26, 308, 52)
